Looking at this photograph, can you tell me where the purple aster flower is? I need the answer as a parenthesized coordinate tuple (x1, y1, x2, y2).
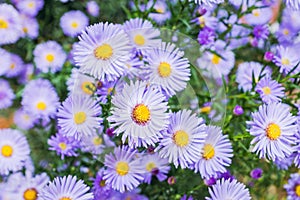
(192, 12, 218, 30)
(21, 14, 39, 39)
(276, 24, 297, 45)
(197, 27, 216, 47)
(190, 0, 224, 6)
(284, 0, 300, 10)
(93, 168, 112, 200)
(16, 0, 44, 17)
(148, 1, 171, 25)
(86, 1, 100, 17)
(193, 125, 233, 178)
(247, 102, 297, 161)
(0, 48, 12, 76)
(103, 146, 144, 193)
(18, 63, 36, 84)
(60, 10, 89, 38)
(96, 80, 118, 104)
(74, 22, 131, 81)
(39, 175, 94, 200)
(284, 173, 300, 200)
(33, 41, 67, 73)
(181, 194, 194, 200)
(264, 51, 274, 62)
(0, 129, 30, 175)
(204, 176, 217, 186)
(120, 190, 149, 200)
(253, 25, 269, 40)
(22, 79, 59, 121)
(57, 95, 102, 140)
(0, 3, 22, 45)
(244, 1, 272, 25)
(5, 53, 24, 78)
(48, 132, 80, 160)
(156, 109, 207, 169)
(282, 8, 300, 32)
(233, 105, 244, 115)
(167, 176, 176, 185)
(273, 45, 300, 74)
(0, 79, 15, 110)
(206, 178, 251, 200)
(250, 168, 263, 179)
(255, 75, 285, 104)
(274, 153, 295, 170)
(13, 108, 37, 130)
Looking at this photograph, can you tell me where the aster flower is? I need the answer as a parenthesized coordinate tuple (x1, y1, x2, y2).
(0, 3, 22, 45)
(16, 0, 44, 17)
(191, 0, 224, 6)
(123, 18, 161, 55)
(74, 22, 131, 81)
(244, 1, 272, 25)
(250, 168, 263, 179)
(39, 175, 94, 200)
(108, 81, 169, 147)
(0, 129, 30, 175)
(284, 0, 300, 10)
(103, 146, 144, 193)
(148, 0, 171, 25)
(156, 109, 207, 168)
(22, 79, 59, 122)
(33, 41, 67, 73)
(253, 25, 269, 40)
(284, 173, 300, 200)
(233, 105, 244, 116)
(197, 27, 216, 47)
(0, 48, 11, 76)
(273, 45, 300, 74)
(57, 95, 102, 140)
(144, 42, 190, 97)
(140, 152, 170, 184)
(0, 79, 15, 110)
(13, 108, 36, 130)
(21, 14, 39, 39)
(92, 168, 113, 200)
(192, 11, 218, 30)
(247, 102, 297, 161)
(206, 178, 251, 200)
(255, 75, 285, 104)
(5, 53, 24, 78)
(193, 125, 233, 178)
(274, 153, 295, 170)
(60, 10, 89, 37)
(86, 1, 100, 17)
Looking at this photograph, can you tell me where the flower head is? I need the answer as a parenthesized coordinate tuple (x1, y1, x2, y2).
(60, 10, 89, 37)
(284, 173, 300, 200)
(0, 79, 15, 110)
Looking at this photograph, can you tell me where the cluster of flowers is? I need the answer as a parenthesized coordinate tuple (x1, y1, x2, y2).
(1, 0, 300, 199)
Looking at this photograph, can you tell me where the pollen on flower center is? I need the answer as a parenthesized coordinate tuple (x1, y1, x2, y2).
(158, 62, 172, 78)
(92, 136, 103, 146)
(131, 104, 151, 125)
(266, 123, 281, 140)
(81, 81, 95, 95)
(100, 180, 106, 187)
(46, 54, 55, 62)
(74, 111, 87, 125)
(36, 101, 47, 111)
(202, 144, 215, 160)
(58, 142, 67, 150)
(0, 19, 9, 29)
(71, 22, 78, 28)
(211, 54, 221, 65)
(60, 197, 72, 200)
(262, 86, 271, 95)
(1, 145, 13, 157)
(28, 2, 35, 8)
(281, 58, 290, 65)
(94, 44, 113, 60)
(23, 188, 38, 200)
(156, 7, 164, 14)
(252, 9, 260, 17)
(283, 29, 289, 35)
(134, 34, 145, 46)
(295, 185, 300, 196)
(116, 161, 129, 176)
(146, 162, 156, 172)
(173, 130, 189, 147)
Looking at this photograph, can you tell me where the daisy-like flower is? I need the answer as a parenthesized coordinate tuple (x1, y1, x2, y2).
(244, 1, 272, 25)
(206, 178, 251, 200)
(13, 108, 36, 130)
(0, 3, 22, 45)
(0, 79, 15, 110)
(0, 48, 11, 76)
(284, 0, 300, 10)
(92, 168, 113, 200)
(5, 53, 24, 78)
(123, 18, 161, 54)
(103, 146, 144, 193)
(33, 41, 67, 73)
(39, 175, 94, 200)
(86, 1, 100, 17)
(60, 10, 89, 38)
(190, 0, 224, 6)
(255, 75, 285, 104)
(21, 14, 39, 39)
(148, 0, 171, 25)
(140, 152, 170, 184)
(285, 173, 300, 200)
(247, 102, 297, 161)
(0, 129, 30, 175)
(57, 95, 102, 139)
(48, 132, 80, 159)
(22, 79, 59, 121)
(156, 109, 207, 168)
(273, 45, 300, 74)
(193, 125, 233, 179)
(144, 42, 190, 97)
(108, 81, 169, 147)
(16, 0, 44, 17)
(74, 22, 131, 81)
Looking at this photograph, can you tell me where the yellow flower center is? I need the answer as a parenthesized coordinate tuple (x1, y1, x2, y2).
(73, 111, 87, 125)
(134, 34, 145, 46)
(200, 106, 211, 114)
(266, 123, 281, 140)
(60, 197, 72, 200)
(173, 130, 189, 147)
(283, 28, 289, 35)
(281, 58, 290, 66)
(28, 2, 35, 8)
(46, 54, 55, 62)
(156, 7, 164, 13)
(58, 142, 67, 150)
(100, 180, 106, 187)
(252, 9, 260, 17)
(107, 87, 113, 94)
(36, 101, 47, 111)
(262, 86, 271, 95)
(146, 162, 156, 172)
(211, 54, 221, 65)
(158, 62, 172, 78)
(132, 104, 151, 125)
(71, 22, 78, 28)
(94, 44, 113, 60)
(23, 27, 28, 33)
(198, 16, 205, 24)
(1, 145, 13, 157)
(81, 81, 95, 95)
(0, 19, 9, 29)
(295, 185, 300, 196)
(23, 188, 38, 200)
(116, 161, 129, 176)
(10, 64, 15, 69)
(202, 144, 215, 160)
(92, 136, 103, 146)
